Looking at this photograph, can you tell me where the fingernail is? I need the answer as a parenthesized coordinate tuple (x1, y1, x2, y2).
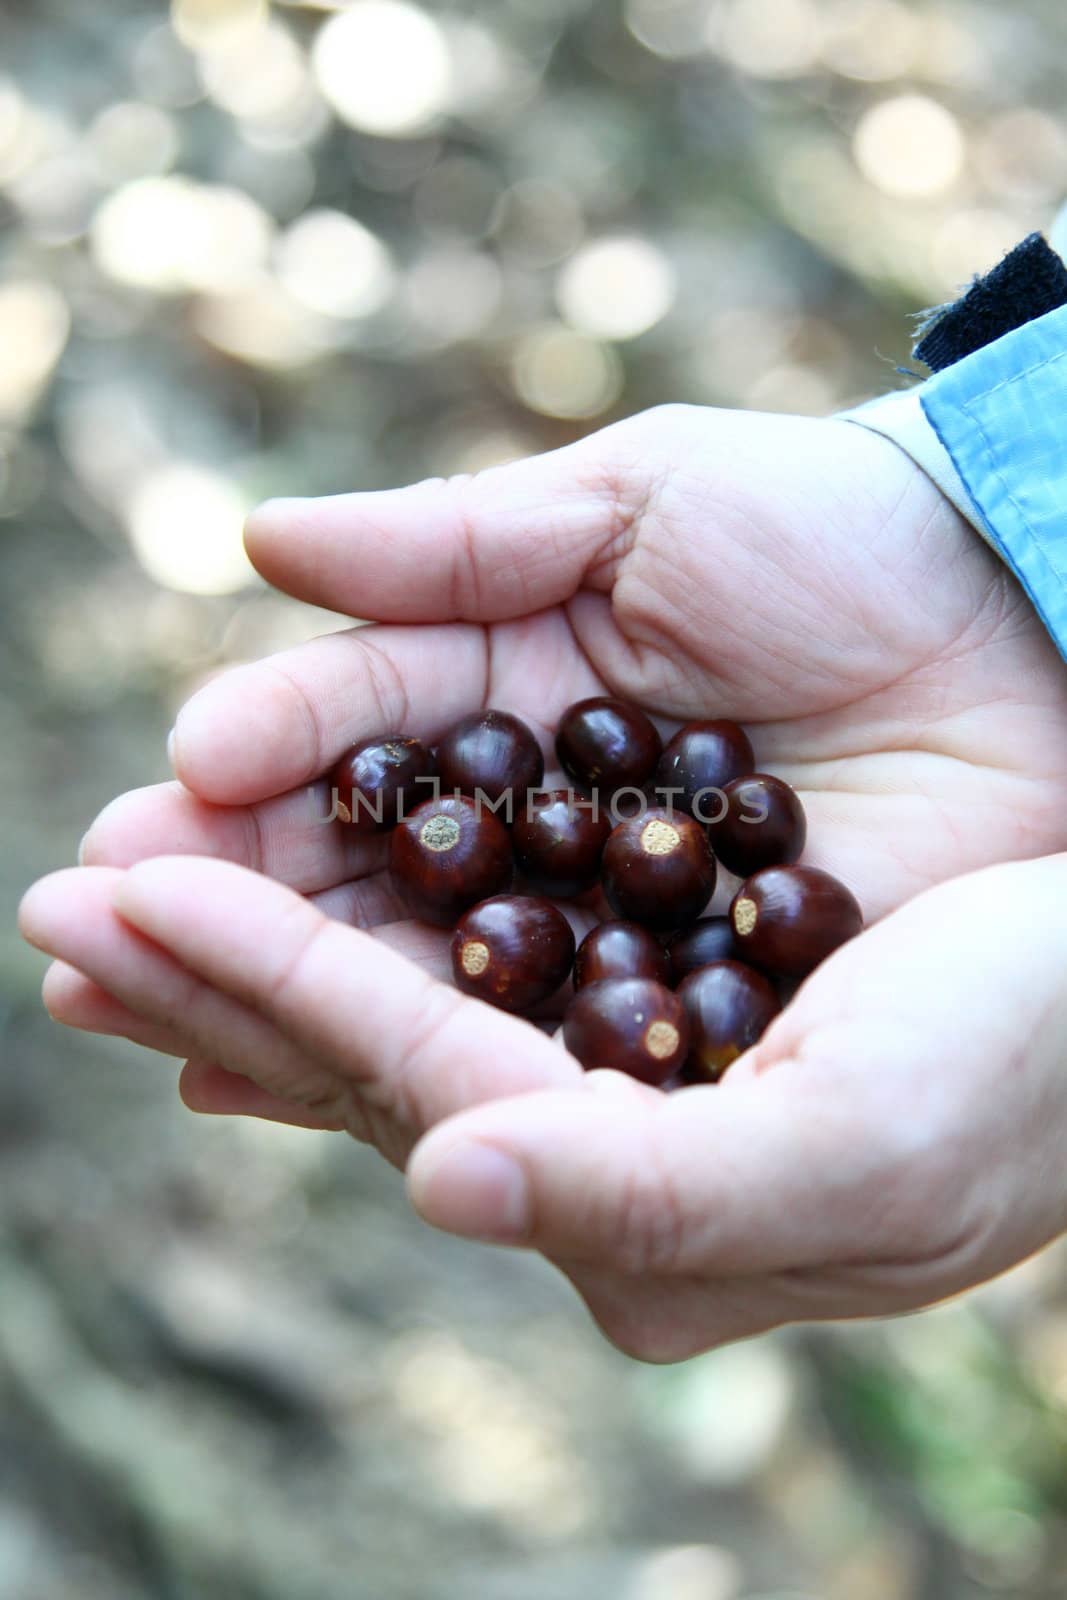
(410, 1141, 530, 1243)
(77, 831, 89, 865)
(166, 726, 177, 769)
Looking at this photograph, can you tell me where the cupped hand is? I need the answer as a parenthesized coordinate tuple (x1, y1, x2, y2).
(404, 853, 1067, 1359)
(92, 403, 1067, 896)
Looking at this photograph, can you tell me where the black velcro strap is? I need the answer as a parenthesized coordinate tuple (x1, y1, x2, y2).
(913, 232, 1067, 373)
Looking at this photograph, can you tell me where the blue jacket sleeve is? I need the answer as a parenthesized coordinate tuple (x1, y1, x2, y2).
(918, 306, 1067, 663)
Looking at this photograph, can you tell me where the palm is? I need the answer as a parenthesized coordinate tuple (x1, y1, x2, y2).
(465, 407, 1067, 922)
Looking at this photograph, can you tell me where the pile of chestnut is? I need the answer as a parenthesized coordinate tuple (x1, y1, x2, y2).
(330, 700, 862, 1088)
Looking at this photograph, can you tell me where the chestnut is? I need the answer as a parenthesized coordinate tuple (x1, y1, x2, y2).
(573, 921, 670, 991)
(730, 864, 862, 978)
(677, 960, 780, 1083)
(706, 774, 806, 877)
(512, 789, 611, 898)
(563, 977, 688, 1085)
(436, 709, 544, 814)
(451, 896, 575, 1015)
(332, 735, 438, 833)
(656, 720, 755, 819)
(667, 917, 736, 984)
(390, 795, 513, 927)
(555, 698, 662, 794)
(601, 807, 717, 932)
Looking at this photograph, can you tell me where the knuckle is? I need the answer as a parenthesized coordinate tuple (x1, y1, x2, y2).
(262, 659, 327, 781)
(260, 903, 333, 1015)
(442, 473, 485, 616)
(350, 633, 413, 735)
(375, 981, 470, 1133)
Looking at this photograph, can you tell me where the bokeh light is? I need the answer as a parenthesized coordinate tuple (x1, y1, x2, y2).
(853, 94, 966, 198)
(311, 2, 451, 137)
(193, 274, 341, 367)
(90, 177, 273, 292)
(384, 1331, 595, 1536)
(820, 0, 919, 82)
(130, 21, 205, 109)
(405, 248, 503, 343)
(438, 18, 537, 127)
(713, 0, 823, 80)
(170, 0, 268, 51)
(124, 464, 255, 593)
(197, 19, 312, 124)
(86, 102, 180, 183)
(626, 1544, 743, 1600)
(7, 148, 98, 244)
(0, 95, 70, 187)
(625, 0, 715, 61)
(0, 283, 70, 423)
(557, 235, 677, 341)
(275, 210, 395, 319)
(511, 323, 624, 418)
(645, 1341, 794, 1485)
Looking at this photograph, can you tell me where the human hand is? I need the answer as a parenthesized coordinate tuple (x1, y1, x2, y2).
(400, 853, 1067, 1359)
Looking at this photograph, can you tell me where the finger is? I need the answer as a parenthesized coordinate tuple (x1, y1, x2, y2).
(169, 611, 598, 807)
(42, 960, 186, 1056)
(19, 869, 352, 1122)
(110, 857, 581, 1130)
(171, 622, 491, 803)
(80, 780, 390, 894)
(30, 868, 454, 1070)
(405, 1075, 869, 1273)
(35, 908, 450, 1064)
(44, 961, 335, 1131)
(179, 1059, 345, 1131)
(244, 431, 626, 623)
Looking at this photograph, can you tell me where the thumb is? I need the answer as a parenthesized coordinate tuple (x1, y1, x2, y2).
(243, 419, 651, 623)
(405, 1071, 871, 1275)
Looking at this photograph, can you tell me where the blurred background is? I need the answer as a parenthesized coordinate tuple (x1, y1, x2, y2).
(5, 1, 1067, 1596)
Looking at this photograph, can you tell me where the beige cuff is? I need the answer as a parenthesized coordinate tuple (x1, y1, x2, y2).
(838, 389, 992, 541)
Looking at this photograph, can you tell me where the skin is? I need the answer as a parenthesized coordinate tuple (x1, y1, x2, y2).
(17, 404, 1067, 1361)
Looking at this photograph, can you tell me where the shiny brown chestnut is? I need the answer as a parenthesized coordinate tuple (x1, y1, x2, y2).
(573, 921, 670, 991)
(667, 917, 736, 984)
(332, 736, 438, 834)
(390, 795, 513, 928)
(512, 789, 611, 898)
(706, 774, 806, 877)
(451, 895, 575, 1015)
(601, 807, 717, 932)
(436, 709, 544, 812)
(563, 977, 689, 1085)
(555, 697, 662, 794)
(656, 720, 755, 819)
(730, 864, 862, 978)
(678, 960, 781, 1083)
